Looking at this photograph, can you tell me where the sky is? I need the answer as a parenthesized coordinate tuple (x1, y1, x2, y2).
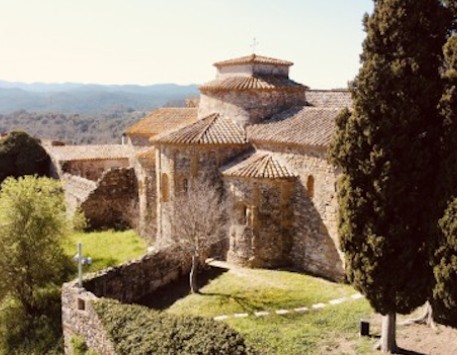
(0, 0, 374, 89)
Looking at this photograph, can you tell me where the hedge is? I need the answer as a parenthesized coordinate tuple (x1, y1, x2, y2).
(93, 299, 257, 355)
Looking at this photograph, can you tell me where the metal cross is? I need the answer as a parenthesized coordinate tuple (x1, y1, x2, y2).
(74, 242, 92, 288)
(250, 37, 259, 54)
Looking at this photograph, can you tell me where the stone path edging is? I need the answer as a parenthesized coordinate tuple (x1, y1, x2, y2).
(213, 292, 363, 321)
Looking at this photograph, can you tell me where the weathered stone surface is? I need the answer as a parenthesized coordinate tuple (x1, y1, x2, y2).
(134, 150, 157, 241)
(62, 245, 192, 354)
(225, 176, 295, 268)
(255, 145, 343, 280)
(155, 144, 250, 244)
(81, 168, 139, 230)
(62, 284, 117, 355)
(198, 90, 306, 128)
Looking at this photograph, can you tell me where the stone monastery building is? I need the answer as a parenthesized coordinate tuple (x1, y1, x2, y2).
(48, 54, 351, 281)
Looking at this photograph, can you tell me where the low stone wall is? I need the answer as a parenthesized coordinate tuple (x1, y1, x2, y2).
(62, 284, 117, 355)
(61, 245, 192, 354)
(83, 246, 191, 302)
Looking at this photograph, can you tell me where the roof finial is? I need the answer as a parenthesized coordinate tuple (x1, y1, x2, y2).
(250, 37, 259, 54)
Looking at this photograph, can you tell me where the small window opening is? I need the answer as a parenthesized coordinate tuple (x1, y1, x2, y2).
(161, 173, 169, 202)
(77, 298, 86, 311)
(307, 175, 315, 198)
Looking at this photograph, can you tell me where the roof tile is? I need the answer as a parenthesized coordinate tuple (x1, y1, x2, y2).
(48, 144, 132, 161)
(306, 90, 352, 108)
(223, 153, 295, 179)
(214, 54, 293, 67)
(153, 113, 247, 145)
(200, 76, 305, 93)
(125, 108, 198, 137)
(247, 106, 341, 148)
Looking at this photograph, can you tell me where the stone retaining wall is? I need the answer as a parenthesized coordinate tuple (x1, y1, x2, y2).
(62, 245, 191, 354)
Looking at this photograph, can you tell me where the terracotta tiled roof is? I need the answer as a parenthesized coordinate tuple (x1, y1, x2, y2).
(125, 108, 198, 137)
(153, 113, 247, 145)
(214, 54, 293, 67)
(247, 107, 341, 148)
(223, 153, 295, 179)
(306, 90, 352, 108)
(200, 76, 305, 92)
(49, 145, 132, 162)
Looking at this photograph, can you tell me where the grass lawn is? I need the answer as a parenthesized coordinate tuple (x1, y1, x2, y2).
(166, 267, 375, 354)
(63, 229, 148, 273)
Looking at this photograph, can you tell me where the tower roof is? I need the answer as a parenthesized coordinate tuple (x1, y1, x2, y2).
(214, 54, 293, 68)
(153, 113, 247, 145)
(223, 152, 295, 179)
(200, 76, 306, 93)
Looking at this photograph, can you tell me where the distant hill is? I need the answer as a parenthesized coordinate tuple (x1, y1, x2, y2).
(0, 80, 200, 144)
(0, 81, 199, 114)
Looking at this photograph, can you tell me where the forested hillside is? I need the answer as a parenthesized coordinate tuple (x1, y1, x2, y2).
(0, 110, 145, 144)
(0, 81, 198, 114)
(0, 81, 199, 144)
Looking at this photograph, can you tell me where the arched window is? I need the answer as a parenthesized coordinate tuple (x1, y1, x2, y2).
(161, 173, 169, 202)
(307, 175, 315, 198)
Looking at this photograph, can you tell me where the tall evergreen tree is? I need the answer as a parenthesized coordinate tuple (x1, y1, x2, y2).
(330, 0, 449, 352)
(432, 34, 457, 327)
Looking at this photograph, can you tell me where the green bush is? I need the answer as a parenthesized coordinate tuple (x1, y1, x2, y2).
(71, 335, 99, 355)
(93, 299, 257, 355)
(0, 295, 63, 355)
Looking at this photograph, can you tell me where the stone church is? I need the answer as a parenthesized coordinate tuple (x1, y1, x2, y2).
(48, 54, 351, 281)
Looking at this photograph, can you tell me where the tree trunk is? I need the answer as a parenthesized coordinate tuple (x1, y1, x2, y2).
(402, 302, 434, 328)
(190, 254, 199, 294)
(381, 312, 397, 353)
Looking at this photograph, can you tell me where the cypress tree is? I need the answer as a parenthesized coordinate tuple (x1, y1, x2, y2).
(330, 0, 449, 351)
(432, 34, 457, 327)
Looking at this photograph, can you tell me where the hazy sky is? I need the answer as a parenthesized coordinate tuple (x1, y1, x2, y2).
(0, 0, 373, 88)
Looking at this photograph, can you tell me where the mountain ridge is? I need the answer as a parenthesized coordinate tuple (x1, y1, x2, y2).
(0, 80, 199, 114)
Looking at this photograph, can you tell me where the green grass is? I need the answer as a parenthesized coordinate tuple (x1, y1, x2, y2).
(63, 230, 147, 273)
(167, 268, 357, 317)
(225, 301, 373, 355)
(166, 268, 375, 354)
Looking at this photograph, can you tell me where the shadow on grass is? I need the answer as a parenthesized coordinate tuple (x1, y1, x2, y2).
(198, 291, 273, 313)
(135, 265, 227, 310)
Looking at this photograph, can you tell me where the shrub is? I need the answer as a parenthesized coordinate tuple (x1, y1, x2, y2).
(0, 295, 64, 355)
(70, 335, 100, 355)
(93, 299, 257, 355)
(0, 130, 51, 184)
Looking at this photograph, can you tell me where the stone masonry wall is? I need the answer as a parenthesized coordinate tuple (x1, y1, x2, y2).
(81, 168, 139, 230)
(134, 150, 157, 241)
(62, 174, 97, 217)
(62, 284, 117, 355)
(62, 245, 191, 354)
(253, 145, 343, 281)
(225, 177, 295, 268)
(198, 89, 306, 127)
(156, 144, 250, 244)
(61, 158, 129, 181)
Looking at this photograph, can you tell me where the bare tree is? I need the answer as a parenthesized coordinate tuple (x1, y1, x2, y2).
(171, 175, 227, 293)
